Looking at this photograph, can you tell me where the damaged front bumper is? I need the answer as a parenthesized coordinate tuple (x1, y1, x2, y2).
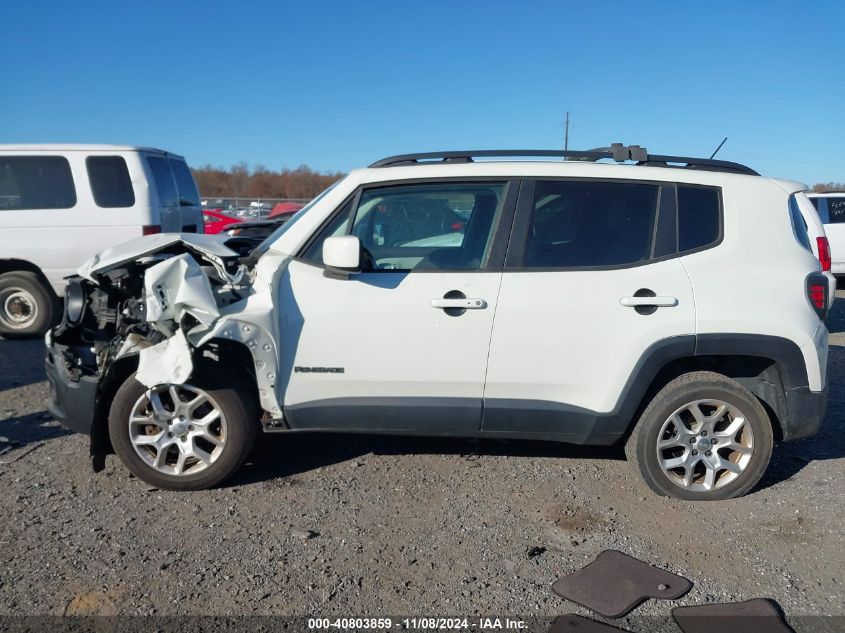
(45, 334, 98, 435)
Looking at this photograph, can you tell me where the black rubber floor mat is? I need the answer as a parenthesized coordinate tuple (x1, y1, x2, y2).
(549, 614, 631, 632)
(551, 550, 693, 619)
(672, 598, 795, 633)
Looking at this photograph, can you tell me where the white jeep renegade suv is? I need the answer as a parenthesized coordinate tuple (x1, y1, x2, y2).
(45, 145, 829, 500)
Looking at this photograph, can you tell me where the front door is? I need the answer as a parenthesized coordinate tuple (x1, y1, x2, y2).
(279, 179, 518, 432)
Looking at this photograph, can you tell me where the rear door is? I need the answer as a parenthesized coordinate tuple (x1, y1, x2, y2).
(482, 178, 696, 443)
(167, 154, 203, 233)
(144, 153, 181, 232)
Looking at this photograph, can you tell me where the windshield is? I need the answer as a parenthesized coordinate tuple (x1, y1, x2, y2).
(249, 179, 344, 258)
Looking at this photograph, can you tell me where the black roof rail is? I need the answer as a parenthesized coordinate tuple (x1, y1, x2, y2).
(368, 144, 758, 176)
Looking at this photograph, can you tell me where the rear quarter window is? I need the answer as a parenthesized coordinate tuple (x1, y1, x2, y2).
(86, 156, 135, 208)
(677, 185, 721, 253)
(0, 156, 76, 210)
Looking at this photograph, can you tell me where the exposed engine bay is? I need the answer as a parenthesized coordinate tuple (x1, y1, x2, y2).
(56, 237, 247, 382)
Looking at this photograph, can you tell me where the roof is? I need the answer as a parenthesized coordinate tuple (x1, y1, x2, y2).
(354, 160, 735, 188)
(0, 143, 169, 153)
(806, 192, 845, 197)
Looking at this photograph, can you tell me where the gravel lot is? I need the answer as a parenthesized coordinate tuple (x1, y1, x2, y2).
(1, 294, 843, 632)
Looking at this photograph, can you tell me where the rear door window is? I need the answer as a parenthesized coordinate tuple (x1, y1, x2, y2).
(146, 155, 178, 207)
(677, 185, 721, 252)
(522, 180, 659, 268)
(86, 156, 135, 208)
(170, 158, 200, 207)
(0, 156, 76, 210)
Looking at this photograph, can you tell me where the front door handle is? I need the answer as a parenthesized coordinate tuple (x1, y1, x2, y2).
(431, 298, 487, 309)
(620, 296, 678, 308)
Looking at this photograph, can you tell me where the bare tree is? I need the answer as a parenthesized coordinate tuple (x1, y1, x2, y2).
(812, 182, 845, 193)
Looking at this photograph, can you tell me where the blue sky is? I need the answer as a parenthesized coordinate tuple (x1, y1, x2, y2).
(1, 0, 843, 184)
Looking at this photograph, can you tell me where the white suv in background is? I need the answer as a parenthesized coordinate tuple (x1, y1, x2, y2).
(0, 145, 203, 336)
(45, 145, 829, 501)
(807, 192, 845, 276)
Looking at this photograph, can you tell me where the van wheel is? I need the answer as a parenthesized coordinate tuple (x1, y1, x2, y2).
(108, 363, 258, 491)
(0, 271, 59, 337)
(625, 371, 774, 500)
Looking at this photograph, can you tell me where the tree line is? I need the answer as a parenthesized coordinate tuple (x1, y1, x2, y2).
(191, 163, 346, 200)
(812, 183, 845, 193)
(191, 163, 844, 200)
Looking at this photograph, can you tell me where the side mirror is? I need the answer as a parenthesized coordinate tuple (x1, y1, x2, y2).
(322, 236, 361, 278)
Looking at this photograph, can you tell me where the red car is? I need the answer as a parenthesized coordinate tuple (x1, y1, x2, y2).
(202, 209, 243, 235)
(268, 202, 304, 219)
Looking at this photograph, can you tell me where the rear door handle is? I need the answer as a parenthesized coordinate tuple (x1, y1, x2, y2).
(431, 298, 487, 309)
(620, 296, 678, 307)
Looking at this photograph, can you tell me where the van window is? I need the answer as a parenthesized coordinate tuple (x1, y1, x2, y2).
(170, 158, 200, 207)
(678, 185, 721, 252)
(146, 156, 178, 208)
(86, 156, 135, 208)
(0, 156, 76, 210)
(523, 180, 658, 268)
(827, 197, 845, 224)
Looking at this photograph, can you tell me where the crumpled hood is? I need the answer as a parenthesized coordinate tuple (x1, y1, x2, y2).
(78, 233, 241, 281)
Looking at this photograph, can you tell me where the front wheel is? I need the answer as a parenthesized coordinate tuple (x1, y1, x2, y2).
(108, 364, 258, 490)
(626, 371, 774, 500)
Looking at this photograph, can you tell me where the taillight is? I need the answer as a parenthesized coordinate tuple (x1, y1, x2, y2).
(809, 284, 825, 308)
(806, 273, 829, 320)
(142, 225, 161, 236)
(816, 236, 831, 272)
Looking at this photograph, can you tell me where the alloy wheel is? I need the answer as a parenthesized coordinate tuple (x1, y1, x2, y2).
(128, 384, 228, 476)
(656, 399, 754, 492)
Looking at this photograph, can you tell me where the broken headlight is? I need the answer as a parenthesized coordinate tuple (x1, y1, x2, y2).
(65, 280, 86, 324)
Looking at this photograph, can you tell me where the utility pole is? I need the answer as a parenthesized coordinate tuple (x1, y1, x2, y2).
(564, 111, 570, 151)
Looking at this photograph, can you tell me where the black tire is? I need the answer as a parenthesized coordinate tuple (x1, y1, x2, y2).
(108, 363, 258, 490)
(0, 271, 60, 338)
(625, 371, 774, 500)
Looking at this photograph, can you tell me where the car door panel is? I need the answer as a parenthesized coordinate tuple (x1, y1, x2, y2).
(278, 179, 517, 432)
(481, 178, 696, 443)
(280, 262, 502, 431)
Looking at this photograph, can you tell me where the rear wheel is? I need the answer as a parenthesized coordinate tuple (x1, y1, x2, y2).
(0, 271, 59, 337)
(108, 363, 258, 490)
(626, 371, 774, 500)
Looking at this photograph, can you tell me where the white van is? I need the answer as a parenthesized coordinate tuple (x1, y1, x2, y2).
(807, 192, 845, 275)
(0, 145, 203, 336)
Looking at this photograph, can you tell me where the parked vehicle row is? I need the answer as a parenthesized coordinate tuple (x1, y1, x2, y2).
(0, 145, 203, 336)
(45, 145, 830, 501)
